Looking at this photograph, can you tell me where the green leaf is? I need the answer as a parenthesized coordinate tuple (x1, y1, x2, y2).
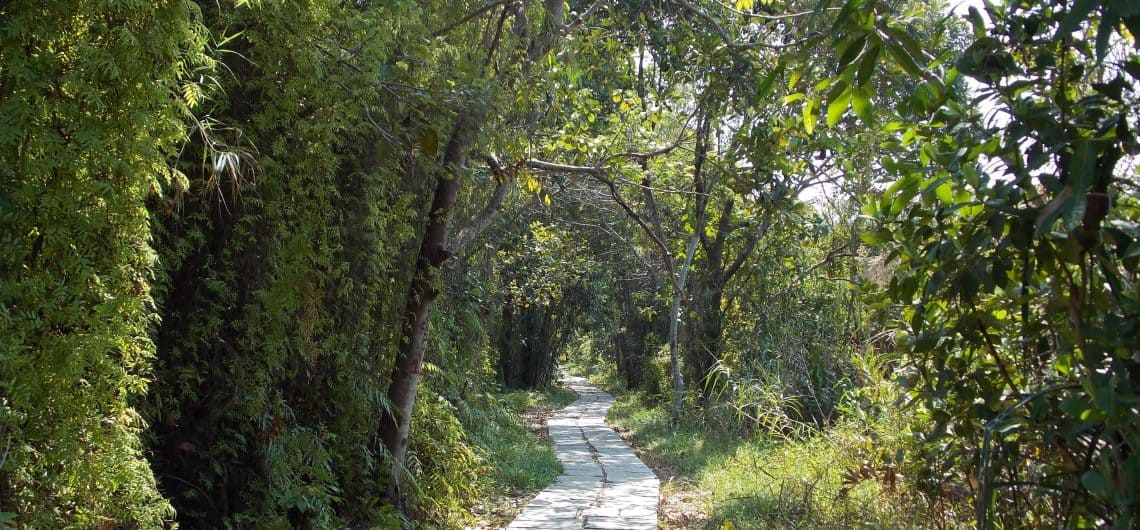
(882, 25, 927, 67)
(826, 82, 851, 127)
(787, 69, 804, 91)
(861, 229, 892, 244)
(855, 42, 881, 87)
(1125, 58, 1140, 82)
(1058, 0, 1099, 37)
(1069, 140, 1097, 193)
(756, 63, 785, 101)
(934, 181, 953, 205)
(1081, 470, 1108, 496)
(1125, 15, 1140, 44)
(803, 98, 818, 134)
(1035, 186, 1075, 236)
(419, 129, 439, 156)
(885, 41, 924, 78)
(967, 7, 986, 39)
(837, 34, 867, 70)
(851, 86, 873, 123)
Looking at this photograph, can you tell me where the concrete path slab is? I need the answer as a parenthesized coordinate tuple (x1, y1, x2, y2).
(506, 373, 659, 530)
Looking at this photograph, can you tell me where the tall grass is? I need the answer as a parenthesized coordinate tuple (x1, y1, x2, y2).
(608, 353, 972, 529)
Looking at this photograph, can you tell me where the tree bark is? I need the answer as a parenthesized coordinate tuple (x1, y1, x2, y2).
(379, 113, 473, 506)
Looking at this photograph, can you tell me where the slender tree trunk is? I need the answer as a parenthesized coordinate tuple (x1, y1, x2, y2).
(686, 273, 725, 389)
(379, 113, 472, 505)
(669, 229, 701, 420)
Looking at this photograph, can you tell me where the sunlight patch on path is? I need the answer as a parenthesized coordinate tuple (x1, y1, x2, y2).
(506, 374, 659, 530)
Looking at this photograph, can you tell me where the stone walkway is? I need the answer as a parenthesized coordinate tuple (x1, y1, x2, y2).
(507, 374, 659, 530)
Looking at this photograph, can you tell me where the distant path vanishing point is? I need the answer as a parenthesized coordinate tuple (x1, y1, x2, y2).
(506, 373, 659, 530)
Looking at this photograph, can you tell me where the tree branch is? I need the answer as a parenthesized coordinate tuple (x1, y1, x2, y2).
(445, 164, 514, 255)
(671, 0, 819, 51)
(722, 209, 768, 280)
(432, 0, 511, 38)
(565, 0, 606, 32)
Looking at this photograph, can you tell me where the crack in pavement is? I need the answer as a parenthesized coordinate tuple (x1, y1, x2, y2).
(506, 372, 659, 530)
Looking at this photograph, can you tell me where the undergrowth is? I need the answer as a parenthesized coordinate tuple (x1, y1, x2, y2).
(608, 385, 969, 529)
(458, 385, 576, 526)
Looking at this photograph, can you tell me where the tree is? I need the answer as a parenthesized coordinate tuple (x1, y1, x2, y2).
(856, 0, 1140, 525)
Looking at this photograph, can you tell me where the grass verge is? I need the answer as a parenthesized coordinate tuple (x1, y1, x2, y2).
(460, 384, 577, 528)
(608, 391, 956, 530)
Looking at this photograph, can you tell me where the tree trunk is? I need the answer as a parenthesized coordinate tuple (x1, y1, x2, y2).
(379, 113, 472, 506)
(669, 229, 701, 420)
(685, 273, 725, 391)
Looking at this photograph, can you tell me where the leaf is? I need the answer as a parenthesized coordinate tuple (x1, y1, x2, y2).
(1058, 0, 1099, 37)
(1069, 140, 1097, 193)
(837, 34, 867, 70)
(1095, 12, 1118, 62)
(803, 98, 818, 135)
(852, 86, 873, 123)
(787, 69, 804, 91)
(419, 129, 439, 156)
(1035, 186, 1075, 236)
(861, 229, 892, 244)
(756, 63, 785, 101)
(967, 6, 987, 39)
(855, 42, 881, 87)
(935, 181, 953, 205)
(885, 41, 924, 78)
(735, 0, 754, 11)
(882, 25, 927, 66)
(1081, 470, 1108, 496)
(1124, 58, 1140, 82)
(826, 82, 851, 127)
(1126, 16, 1140, 46)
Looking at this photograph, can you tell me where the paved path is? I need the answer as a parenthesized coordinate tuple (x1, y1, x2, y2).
(507, 374, 659, 530)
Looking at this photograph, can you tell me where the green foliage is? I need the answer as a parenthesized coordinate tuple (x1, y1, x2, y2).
(0, 1, 210, 526)
(608, 383, 952, 529)
(709, 209, 866, 431)
(139, 1, 449, 525)
(404, 392, 483, 527)
(13, 0, 1134, 527)
(857, 0, 1140, 526)
(459, 388, 573, 496)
